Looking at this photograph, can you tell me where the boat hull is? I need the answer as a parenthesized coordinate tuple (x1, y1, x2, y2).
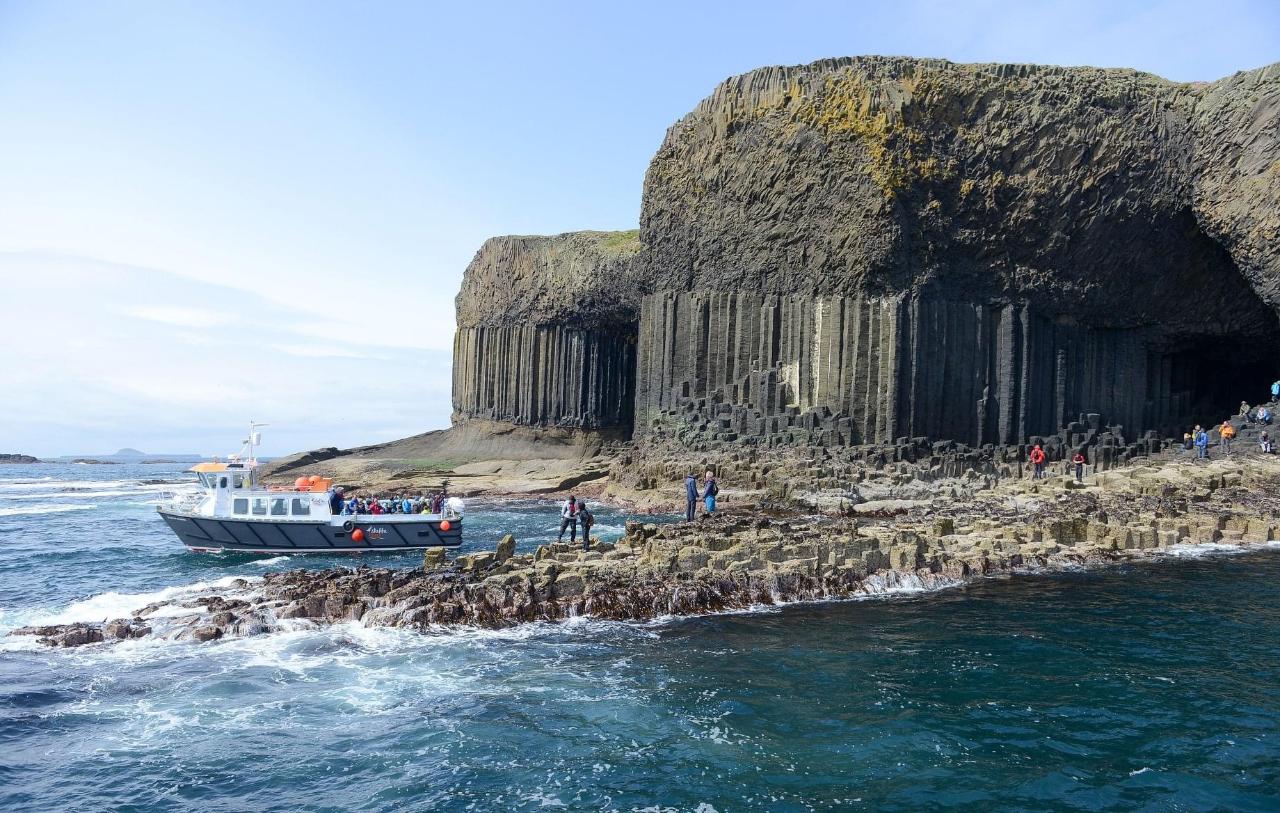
(157, 509, 462, 553)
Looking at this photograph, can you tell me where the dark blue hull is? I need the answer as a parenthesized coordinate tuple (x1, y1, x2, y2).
(157, 509, 462, 553)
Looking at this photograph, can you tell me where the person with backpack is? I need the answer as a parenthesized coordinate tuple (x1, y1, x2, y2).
(1029, 444, 1046, 479)
(703, 470, 719, 514)
(1270, 380, 1279, 402)
(1071, 450, 1086, 482)
(684, 472, 699, 522)
(558, 495, 579, 543)
(577, 502, 594, 551)
(1194, 426, 1209, 459)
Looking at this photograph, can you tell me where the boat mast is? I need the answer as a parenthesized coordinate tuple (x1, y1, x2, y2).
(245, 420, 268, 465)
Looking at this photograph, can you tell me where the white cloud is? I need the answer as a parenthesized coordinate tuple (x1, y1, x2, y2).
(126, 305, 234, 328)
(0, 252, 452, 456)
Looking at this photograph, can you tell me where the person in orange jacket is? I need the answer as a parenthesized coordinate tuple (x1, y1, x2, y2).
(1219, 420, 1236, 455)
(1072, 450, 1086, 482)
(1029, 444, 1046, 479)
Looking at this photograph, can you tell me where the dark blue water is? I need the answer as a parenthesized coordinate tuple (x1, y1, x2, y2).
(3, 464, 1279, 811)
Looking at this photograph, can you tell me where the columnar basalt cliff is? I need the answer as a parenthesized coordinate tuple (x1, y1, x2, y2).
(450, 57, 1279, 460)
(452, 231, 642, 432)
(630, 57, 1280, 446)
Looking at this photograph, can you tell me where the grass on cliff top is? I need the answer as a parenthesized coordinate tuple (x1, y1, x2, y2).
(598, 229, 640, 254)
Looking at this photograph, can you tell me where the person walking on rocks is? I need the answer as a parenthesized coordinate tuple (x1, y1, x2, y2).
(703, 470, 719, 514)
(684, 472, 699, 522)
(1194, 426, 1209, 460)
(1220, 420, 1236, 455)
(1029, 444, 1046, 479)
(1262, 430, 1274, 454)
(1270, 380, 1279, 402)
(1072, 450, 1086, 482)
(578, 502, 594, 551)
(558, 496, 579, 543)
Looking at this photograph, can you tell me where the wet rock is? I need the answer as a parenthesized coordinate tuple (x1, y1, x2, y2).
(495, 534, 516, 563)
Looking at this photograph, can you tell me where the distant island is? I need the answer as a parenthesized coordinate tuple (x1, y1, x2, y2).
(0, 453, 40, 464)
(51, 448, 205, 464)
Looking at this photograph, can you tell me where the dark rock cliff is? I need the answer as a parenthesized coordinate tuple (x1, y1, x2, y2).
(453, 57, 1280, 448)
(633, 57, 1280, 444)
(452, 231, 641, 431)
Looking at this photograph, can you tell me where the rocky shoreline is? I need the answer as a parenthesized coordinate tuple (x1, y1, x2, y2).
(15, 451, 1280, 648)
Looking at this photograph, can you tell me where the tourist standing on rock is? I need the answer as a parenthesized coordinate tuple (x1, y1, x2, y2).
(1029, 445, 1046, 479)
(685, 472, 700, 521)
(1270, 380, 1279, 402)
(1220, 420, 1236, 455)
(578, 502, 594, 551)
(703, 470, 719, 514)
(558, 496, 579, 543)
(1072, 451, 1086, 482)
(1262, 431, 1274, 454)
(1194, 427, 1209, 459)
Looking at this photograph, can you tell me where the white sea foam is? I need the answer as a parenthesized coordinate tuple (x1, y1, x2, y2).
(251, 556, 291, 566)
(13, 575, 262, 629)
(1160, 539, 1280, 558)
(0, 479, 136, 491)
(0, 503, 97, 517)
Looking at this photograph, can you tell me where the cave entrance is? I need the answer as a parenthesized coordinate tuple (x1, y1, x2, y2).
(1153, 337, 1276, 435)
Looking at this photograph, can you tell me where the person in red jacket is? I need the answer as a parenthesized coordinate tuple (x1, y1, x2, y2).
(1030, 444, 1047, 480)
(1072, 450, 1086, 482)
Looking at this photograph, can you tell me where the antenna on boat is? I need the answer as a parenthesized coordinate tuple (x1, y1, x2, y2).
(245, 420, 269, 465)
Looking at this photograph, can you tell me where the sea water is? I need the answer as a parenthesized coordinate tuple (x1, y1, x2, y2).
(2, 463, 1278, 811)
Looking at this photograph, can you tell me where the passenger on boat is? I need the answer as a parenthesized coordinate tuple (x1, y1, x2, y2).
(328, 487, 344, 515)
(370, 499, 384, 515)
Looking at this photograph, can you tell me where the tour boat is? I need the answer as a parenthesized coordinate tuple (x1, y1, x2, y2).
(157, 423, 462, 553)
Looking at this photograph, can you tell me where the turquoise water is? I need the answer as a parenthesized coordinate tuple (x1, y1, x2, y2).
(2, 463, 1279, 811)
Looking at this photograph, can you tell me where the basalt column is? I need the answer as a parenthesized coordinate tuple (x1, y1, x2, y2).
(635, 291, 1220, 447)
(451, 231, 643, 434)
(452, 324, 635, 430)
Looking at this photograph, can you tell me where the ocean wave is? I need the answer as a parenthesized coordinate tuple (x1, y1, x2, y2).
(0, 504, 97, 517)
(250, 556, 291, 566)
(5, 575, 262, 632)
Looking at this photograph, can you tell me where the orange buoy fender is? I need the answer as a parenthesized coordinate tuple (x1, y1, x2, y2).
(351, 528, 365, 543)
(440, 520, 451, 532)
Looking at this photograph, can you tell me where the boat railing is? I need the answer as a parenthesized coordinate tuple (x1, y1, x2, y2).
(166, 491, 207, 513)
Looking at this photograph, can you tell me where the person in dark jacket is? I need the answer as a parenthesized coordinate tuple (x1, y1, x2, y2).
(1071, 451, 1086, 482)
(703, 470, 718, 514)
(684, 473, 699, 522)
(578, 502, 594, 551)
(328, 487, 344, 515)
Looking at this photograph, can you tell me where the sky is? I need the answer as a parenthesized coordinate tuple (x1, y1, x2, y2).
(0, 0, 1276, 457)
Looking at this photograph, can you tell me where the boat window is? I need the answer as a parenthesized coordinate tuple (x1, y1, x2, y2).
(231, 474, 246, 489)
(270, 498, 288, 516)
(233, 498, 248, 515)
(252, 498, 268, 515)
(291, 498, 311, 516)
(219, 477, 228, 489)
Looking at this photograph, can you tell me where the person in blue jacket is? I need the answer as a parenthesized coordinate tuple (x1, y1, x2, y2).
(684, 472, 699, 522)
(1194, 426, 1209, 459)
